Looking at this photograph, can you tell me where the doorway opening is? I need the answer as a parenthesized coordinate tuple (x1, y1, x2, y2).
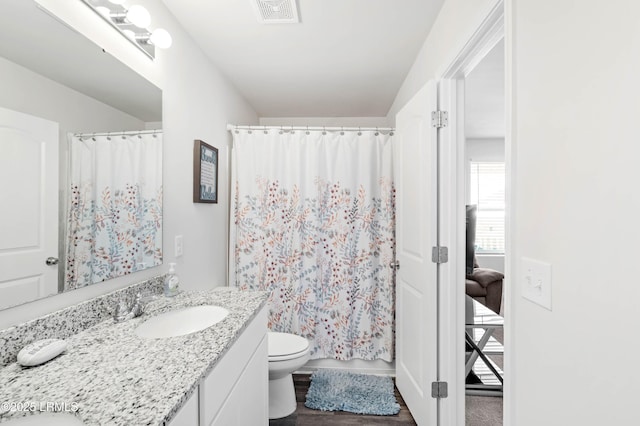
(432, 2, 507, 424)
(462, 39, 506, 425)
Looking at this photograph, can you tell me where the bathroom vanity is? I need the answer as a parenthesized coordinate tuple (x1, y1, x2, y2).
(0, 287, 269, 426)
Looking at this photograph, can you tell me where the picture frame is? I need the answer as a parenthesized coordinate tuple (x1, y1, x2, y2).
(193, 139, 218, 203)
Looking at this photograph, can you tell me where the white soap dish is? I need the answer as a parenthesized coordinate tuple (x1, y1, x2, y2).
(17, 339, 67, 367)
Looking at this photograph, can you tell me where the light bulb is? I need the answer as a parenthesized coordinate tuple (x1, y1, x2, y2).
(96, 6, 111, 17)
(126, 5, 151, 28)
(150, 28, 172, 49)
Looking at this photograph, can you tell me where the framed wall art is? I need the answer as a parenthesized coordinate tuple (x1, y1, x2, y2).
(193, 139, 218, 203)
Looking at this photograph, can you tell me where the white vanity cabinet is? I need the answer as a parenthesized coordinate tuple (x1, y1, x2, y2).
(169, 304, 268, 426)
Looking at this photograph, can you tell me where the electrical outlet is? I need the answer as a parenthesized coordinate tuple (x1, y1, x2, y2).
(175, 235, 184, 257)
(521, 257, 552, 310)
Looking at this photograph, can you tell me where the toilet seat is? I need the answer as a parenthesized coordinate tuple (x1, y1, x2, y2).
(268, 332, 310, 361)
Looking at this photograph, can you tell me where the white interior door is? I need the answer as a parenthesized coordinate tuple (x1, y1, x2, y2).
(395, 80, 439, 425)
(0, 106, 59, 309)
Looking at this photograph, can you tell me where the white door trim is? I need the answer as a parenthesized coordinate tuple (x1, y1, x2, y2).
(503, 1, 515, 424)
(434, 1, 506, 425)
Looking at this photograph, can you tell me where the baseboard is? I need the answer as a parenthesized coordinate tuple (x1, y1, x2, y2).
(298, 358, 396, 376)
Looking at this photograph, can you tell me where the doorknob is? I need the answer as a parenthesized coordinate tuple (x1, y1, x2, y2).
(45, 257, 59, 266)
(390, 260, 400, 270)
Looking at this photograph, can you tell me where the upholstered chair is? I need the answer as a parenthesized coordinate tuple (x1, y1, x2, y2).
(465, 258, 504, 314)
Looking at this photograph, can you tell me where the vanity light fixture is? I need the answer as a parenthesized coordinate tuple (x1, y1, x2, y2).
(81, 0, 172, 59)
(126, 4, 151, 28)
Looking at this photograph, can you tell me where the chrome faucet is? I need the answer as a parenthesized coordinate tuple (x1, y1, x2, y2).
(113, 293, 149, 322)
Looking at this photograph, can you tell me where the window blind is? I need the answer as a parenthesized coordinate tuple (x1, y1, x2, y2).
(470, 162, 505, 253)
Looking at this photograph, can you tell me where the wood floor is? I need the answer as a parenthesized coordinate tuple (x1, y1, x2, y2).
(269, 374, 417, 426)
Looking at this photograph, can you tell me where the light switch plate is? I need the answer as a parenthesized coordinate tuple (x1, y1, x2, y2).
(521, 257, 552, 310)
(175, 235, 184, 257)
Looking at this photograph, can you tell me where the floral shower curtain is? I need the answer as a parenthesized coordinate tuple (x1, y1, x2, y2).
(230, 128, 395, 361)
(65, 132, 162, 290)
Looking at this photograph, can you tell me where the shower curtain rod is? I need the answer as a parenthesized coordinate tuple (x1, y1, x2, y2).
(73, 129, 161, 138)
(226, 124, 395, 133)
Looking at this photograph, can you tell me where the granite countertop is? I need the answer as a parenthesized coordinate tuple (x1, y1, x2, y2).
(0, 288, 268, 425)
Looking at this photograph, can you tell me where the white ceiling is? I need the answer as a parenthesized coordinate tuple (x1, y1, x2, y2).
(465, 40, 505, 139)
(161, 0, 445, 118)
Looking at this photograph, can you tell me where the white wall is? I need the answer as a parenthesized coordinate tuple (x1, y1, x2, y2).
(0, 0, 257, 329)
(386, 0, 501, 122)
(0, 57, 146, 134)
(510, 0, 640, 424)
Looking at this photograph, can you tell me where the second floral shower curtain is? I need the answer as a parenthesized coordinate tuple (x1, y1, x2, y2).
(230, 128, 395, 361)
(65, 132, 163, 290)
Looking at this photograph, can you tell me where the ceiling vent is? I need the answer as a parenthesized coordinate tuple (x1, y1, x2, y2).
(252, 0, 299, 24)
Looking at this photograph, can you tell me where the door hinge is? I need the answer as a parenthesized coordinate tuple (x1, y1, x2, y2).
(431, 110, 448, 128)
(431, 246, 448, 264)
(431, 381, 448, 398)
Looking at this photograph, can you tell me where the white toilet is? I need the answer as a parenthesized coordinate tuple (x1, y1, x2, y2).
(268, 332, 310, 419)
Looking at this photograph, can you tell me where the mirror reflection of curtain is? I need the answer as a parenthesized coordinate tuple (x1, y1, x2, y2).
(230, 128, 395, 361)
(65, 132, 163, 290)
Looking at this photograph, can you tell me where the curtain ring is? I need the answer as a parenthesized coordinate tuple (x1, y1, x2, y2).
(340, 126, 344, 136)
(306, 125, 309, 135)
(322, 126, 326, 136)
(358, 127, 362, 136)
(375, 127, 379, 136)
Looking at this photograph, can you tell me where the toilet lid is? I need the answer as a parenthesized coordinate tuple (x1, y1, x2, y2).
(268, 332, 309, 361)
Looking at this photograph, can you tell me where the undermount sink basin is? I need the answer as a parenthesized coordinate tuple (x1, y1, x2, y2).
(135, 305, 229, 339)
(2, 413, 84, 425)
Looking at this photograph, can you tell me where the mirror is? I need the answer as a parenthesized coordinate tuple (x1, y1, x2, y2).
(0, 0, 163, 310)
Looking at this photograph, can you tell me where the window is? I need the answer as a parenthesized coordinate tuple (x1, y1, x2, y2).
(469, 162, 505, 254)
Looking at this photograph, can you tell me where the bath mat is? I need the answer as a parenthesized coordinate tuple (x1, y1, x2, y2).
(304, 369, 400, 416)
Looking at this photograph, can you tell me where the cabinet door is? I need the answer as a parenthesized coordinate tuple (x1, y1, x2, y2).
(201, 305, 268, 425)
(210, 336, 268, 426)
(168, 388, 199, 426)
